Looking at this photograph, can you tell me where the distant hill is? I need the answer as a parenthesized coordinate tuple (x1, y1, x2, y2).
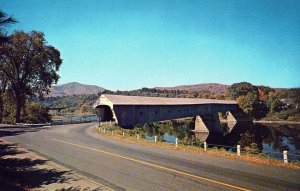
(154, 83, 230, 93)
(49, 82, 104, 97)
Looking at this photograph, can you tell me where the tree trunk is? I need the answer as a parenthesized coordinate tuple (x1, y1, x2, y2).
(0, 81, 7, 124)
(15, 96, 23, 124)
(0, 94, 3, 123)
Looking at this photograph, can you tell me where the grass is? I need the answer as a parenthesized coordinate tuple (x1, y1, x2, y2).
(95, 125, 300, 170)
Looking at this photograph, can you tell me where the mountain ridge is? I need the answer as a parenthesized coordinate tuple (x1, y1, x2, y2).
(49, 82, 104, 97)
(50, 82, 296, 97)
(49, 82, 231, 97)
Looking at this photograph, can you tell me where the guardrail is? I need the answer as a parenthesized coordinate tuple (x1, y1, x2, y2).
(15, 115, 99, 127)
(16, 123, 51, 127)
(51, 115, 99, 125)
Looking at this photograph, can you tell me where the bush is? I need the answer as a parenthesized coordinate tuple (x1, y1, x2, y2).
(21, 102, 50, 123)
(265, 109, 298, 121)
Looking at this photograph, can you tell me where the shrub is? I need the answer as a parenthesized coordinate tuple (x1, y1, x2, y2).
(21, 102, 50, 123)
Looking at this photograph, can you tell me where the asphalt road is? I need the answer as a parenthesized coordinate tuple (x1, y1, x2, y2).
(1, 123, 299, 191)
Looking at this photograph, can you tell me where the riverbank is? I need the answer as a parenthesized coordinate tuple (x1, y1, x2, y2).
(94, 125, 300, 170)
(254, 120, 300, 125)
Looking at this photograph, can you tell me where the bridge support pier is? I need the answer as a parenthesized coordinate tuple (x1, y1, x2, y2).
(193, 115, 209, 133)
(193, 113, 223, 134)
(227, 108, 252, 123)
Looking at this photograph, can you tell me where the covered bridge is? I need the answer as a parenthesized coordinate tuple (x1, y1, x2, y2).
(94, 94, 250, 133)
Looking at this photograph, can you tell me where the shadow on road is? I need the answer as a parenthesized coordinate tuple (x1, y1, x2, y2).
(0, 140, 73, 191)
(0, 125, 50, 139)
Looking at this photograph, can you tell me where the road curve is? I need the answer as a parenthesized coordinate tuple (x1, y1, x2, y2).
(1, 123, 299, 191)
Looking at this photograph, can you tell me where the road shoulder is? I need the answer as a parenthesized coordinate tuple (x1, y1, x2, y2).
(0, 138, 113, 191)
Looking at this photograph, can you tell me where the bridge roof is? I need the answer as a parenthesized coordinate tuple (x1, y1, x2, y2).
(101, 94, 237, 106)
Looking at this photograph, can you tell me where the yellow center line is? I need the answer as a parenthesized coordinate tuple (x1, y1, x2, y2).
(52, 139, 251, 191)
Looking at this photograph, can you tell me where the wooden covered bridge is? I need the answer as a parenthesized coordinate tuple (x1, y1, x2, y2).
(94, 94, 250, 133)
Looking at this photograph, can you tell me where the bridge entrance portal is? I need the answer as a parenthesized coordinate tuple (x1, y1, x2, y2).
(95, 105, 114, 122)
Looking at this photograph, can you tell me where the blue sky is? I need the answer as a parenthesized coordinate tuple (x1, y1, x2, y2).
(1, 0, 300, 90)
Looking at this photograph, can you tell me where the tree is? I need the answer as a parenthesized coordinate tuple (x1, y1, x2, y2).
(229, 82, 258, 100)
(257, 85, 274, 101)
(288, 88, 300, 109)
(0, 31, 62, 123)
(0, 10, 16, 123)
(0, 10, 17, 44)
(0, 74, 8, 123)
(237, 94, 256, 117)
(236, 92, 267, 119)
(267, 93, 284, 113)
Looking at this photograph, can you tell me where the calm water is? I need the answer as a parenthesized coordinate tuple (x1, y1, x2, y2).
(143, 120, 300, 161)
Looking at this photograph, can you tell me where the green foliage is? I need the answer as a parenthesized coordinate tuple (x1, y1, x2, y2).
(236, 92, 267, 119)
(265, 109, 298, 121)
(287, 89, 300, 108)
(1, 93, 50, 123)
(103, 88, 185, 98)
(21, 102, 50, 123)
(36, 94, 98, 114)
(257, 86, 274, 95)
(0, 10, 17, 123)
(230, 82, 299, 120)
(0, 31, 62, 123)
(102, 88, 231, 100)
(229, 82, 258, 100)
(229, 82, 271, 120)
(237, 93, 257, 116)
(0, 10, 17, 44)
(266, 95, 284, 113)
(1, 92, 16, 124)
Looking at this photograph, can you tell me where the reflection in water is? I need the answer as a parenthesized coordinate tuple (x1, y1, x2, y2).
(224, 122, 250, 146)
(227, 121, 237, 132)
(141, 120, 300, 160)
